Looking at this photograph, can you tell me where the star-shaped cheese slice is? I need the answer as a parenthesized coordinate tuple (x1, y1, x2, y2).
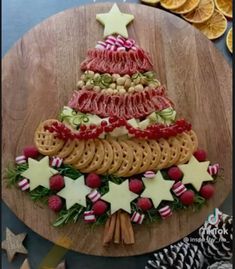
(141, 171, 174, 208)
(21, 156, 58, 191)
(2, 228, 28, 262)
(57, 176, 92, 209)
(101, 181, 138, 214)
(178, 156, 214, 191)
(96, 3, 134, 38)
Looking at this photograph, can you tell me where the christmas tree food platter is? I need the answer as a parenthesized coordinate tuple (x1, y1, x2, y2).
(2, 3, 231, 256)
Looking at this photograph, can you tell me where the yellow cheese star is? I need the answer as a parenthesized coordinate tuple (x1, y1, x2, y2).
(96, 3, 134, 38)
(178, 156, 214, 191)
(141, 171, 174, 208)
(57, 176, 92, 209)
(21, 156, 58, 191)
(101, 181, 138, 214)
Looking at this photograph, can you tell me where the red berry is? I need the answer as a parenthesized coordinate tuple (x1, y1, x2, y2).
(137, 198, 152, 211)
(101, 120, 108, 127)
(23, 146, 39, 159)
(200, 184, 215, 199)
(86, 173, 101, 188)
(180, 190, 195, 205)
(48, 195, 63, 212)
(129, 179, 144, 194)
(89, 124, 96, 130)
(194, 149, 207, 162)
(79, 125, 87, 131)
(50, 174, 65, 191)
(92, 201, 108, 216)
(167, 167, 183, 181)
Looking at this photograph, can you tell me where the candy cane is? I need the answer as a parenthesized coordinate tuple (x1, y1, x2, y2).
(172, 181, 187, 197)
(88, 189, 101, 203)
(158, 206, 172, 219)
(131, 212, 145, 224)
(15, 155, 26, 165)
(84, 210, 96, 223)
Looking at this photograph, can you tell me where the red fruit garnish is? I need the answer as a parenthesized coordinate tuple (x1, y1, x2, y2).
(92, 201, 108, 216)
(200, 184, 215, 199)
(79, 125, 87, 131)
(129, 179, 144, 194)
(194, 149, 207, 162)
(86, 173, 102, 188)
(180, 190, 195, 205)
(167, 167, 183, 181)
(23, 146, 39, 159)
(137, 197, 152, 211)
(50, 174, 65, 191)
(101, 120, 108, 127)
(48, 195, 63, 212)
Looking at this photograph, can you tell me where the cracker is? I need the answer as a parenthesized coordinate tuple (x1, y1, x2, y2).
(156, 138, 171, 170)
(187, 130, 198, 153)
(80, 139, 105, 173)
(176, 132, 193, 165)
(107, 139, 124, 174)
(73, 139, 96, 169)
(34, 119, 64, 156)
(146, 140, 161, 171)
(165, 137, 180, 168)
(63, 139, 85, 164)
(57, 139, 76, 159)
(95, 140, 114, 175)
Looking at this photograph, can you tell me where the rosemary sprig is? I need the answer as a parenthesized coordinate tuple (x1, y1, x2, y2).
(58, 165, 82, 179)
(5, 163, 28, 187)
(29, 187, 51, 203)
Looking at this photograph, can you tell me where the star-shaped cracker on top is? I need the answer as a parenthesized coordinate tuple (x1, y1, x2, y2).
(2, 228, 28, 262)
(101, 181, 138, 214)
(21, 156, 58, 191)
(96, 3, 134, 38)
(178, 156, 213, 191)
(57, 176, 92, 209)
(141, 171, 174, 208)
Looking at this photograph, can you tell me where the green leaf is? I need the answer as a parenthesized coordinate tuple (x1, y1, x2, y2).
(29, 186, 51, 202)
(5, 163, 28, 187)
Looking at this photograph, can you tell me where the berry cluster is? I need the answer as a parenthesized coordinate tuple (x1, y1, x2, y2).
(45, 118, 191, 141)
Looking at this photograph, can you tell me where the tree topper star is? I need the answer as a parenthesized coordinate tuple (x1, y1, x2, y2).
(96, 3, 134, 38)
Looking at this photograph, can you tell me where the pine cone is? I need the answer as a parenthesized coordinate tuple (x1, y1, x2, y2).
(207, 261, 232, 269)
(145, 241, 204, 269)
(198, 214, 233, 261)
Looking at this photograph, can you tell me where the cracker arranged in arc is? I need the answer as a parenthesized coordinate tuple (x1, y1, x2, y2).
(146, 139, 162, 171)
(156, 138, 171, 170)
(57, 139, 76, 159)
(34, 119, 64, 156)
(166, 137, 180, 168)
(95, 140, 114, 175)
(63, 139, 85, 164)
(107, 139, 124, 174)
(187, 130, 198, 153)
(176, 132, 194, 164)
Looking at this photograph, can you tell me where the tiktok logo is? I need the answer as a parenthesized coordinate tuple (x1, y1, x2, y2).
(207, 208, 222, 225)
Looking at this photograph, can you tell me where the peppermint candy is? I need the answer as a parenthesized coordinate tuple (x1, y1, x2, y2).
(18, 178, 30, 191)
(117, 46, 126, 51)
(158, 206, 172, 219)
(88, 189, 101, 203)
(51, 157, 63, 168)
(84, 210, 96, 223)
(106, 35, 116, 45)
(172, 181, 187, 196)
(143, 171, 155, 179)
(208, 164, 219, 176)
(131, 212, 145, 224)
(15, 155, 26, 165)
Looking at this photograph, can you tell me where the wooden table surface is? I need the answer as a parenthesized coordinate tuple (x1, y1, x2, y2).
(2, 1, 232, 267)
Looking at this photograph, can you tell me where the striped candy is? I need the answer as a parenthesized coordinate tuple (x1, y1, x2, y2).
(158, 206, 172, 219)
(208, 163, 219, 175)
(15, 155, 27, 165)
(144, 171, 155, 179)
(131, 212, 145, 224)
(88, 189, 101, 203)
(51, 157, 63, 168)
(117, 46, 126, 51)
(172, 181, 187, 196)
(84, 210, 96, 223)
(95, 36, 137, 51)
(18, 178, 30, 191)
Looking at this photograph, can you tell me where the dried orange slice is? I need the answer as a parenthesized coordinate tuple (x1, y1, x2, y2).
(171, 0, 200, 14)
(182, 0, 215, 23)
(160, 0, 187, 10)
(226, 27, 233, 53)
(193, 10, 227, 39)
(214, 0, 232, 18)
(141, 0, 160, 5)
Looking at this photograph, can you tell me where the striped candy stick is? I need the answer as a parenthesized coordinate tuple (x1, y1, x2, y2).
(84, 210, 96, 223)
(131, 212, 145, 224)
(158, 206, 172, 219)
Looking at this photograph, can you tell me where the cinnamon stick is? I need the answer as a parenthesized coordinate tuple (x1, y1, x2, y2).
(103, 213, 116, 246)
(114, 211, 121, 244)
(120, 212, 135, 245)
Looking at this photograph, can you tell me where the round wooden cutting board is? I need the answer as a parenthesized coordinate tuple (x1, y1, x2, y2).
(2, 3, 232, 256)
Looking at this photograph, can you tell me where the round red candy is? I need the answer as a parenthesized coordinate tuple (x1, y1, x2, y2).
(137, 197, 152, 211)
(23, 146, 39, 159)
(180, 190, 195, 205)
(200, 184, 215, 199)
(86, 173, 101, 188)
(92, 201, 108, 216)
(129, 179, 144, 194)
(194, 149, 207, 162)
(167, 167, 183, 181)
(48, 195, 63, 212)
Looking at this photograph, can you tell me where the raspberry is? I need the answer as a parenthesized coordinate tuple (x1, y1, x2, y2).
(92, 201, 108, 216)
(23, 146, 39, 159)
(180, 190, 195, 205)
(50, 174, 65, 191)
(48, 195, 63, 212)
(200, 184, 215, 199)
(194, 149, 207, 162)
(86, 173, 101, 188)
(167, 167, 183, 181)
(129, 179, 144, 194)
(137, 198, 152, 211)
